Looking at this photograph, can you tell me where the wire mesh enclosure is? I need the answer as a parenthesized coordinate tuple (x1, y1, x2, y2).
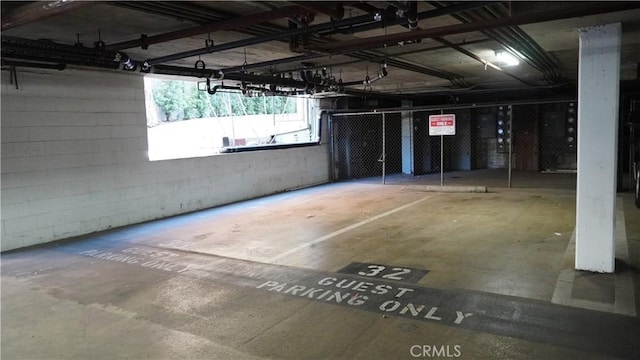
(330, 101, 578, 188)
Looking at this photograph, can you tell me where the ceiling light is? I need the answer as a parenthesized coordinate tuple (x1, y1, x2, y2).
(495, 50, 519, 66)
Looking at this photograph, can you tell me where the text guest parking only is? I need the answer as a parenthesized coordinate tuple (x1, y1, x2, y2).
(256, 275, 473, 326)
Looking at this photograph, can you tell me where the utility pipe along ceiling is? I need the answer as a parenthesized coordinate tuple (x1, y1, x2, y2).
(2, 1, 640, 105)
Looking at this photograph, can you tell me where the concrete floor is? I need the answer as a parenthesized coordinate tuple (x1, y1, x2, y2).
(2, 172, 640, 359)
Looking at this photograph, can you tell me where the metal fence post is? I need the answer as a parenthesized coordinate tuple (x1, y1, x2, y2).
(382, 112, 386, 184)
(508, 105, 513, 188)
(328, 114, 336, 181)
(441, 135, 444, 186)
(440, 109, 444, 186)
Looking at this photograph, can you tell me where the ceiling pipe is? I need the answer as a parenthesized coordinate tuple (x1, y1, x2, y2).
(493, 2, 561, 71)
(204, 81, 298, 97)
(106, 5, 312, 50)
(150, 64, 311, 89)
(2, 52, 119, 70)
(356, 53, 466, 84)
(220, 71, 310, 89)
(341, 63, 389, 86)
(508, 26, 563, 81)
(2, 36, 139, 71)
(308, 2, 640, 53)
(204, 78, 244, 95)
(480, 26, 550, 72)
(142, 2, 497, 68)
(148, 64, 214, 78)
(1, 59, 66, 71)
(407, 1, 419, 30)
(1, 0, 95, 31)
(151, 64, 346, 94)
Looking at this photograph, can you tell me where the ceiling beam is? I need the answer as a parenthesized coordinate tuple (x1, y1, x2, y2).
(288, 1, 344, 20)
(307, 2, 640, 53)
(110, 1, 297, 43)
(141, 2, 496, 68)
(349, 2, 383, 14)
(316, 2, 497, 38)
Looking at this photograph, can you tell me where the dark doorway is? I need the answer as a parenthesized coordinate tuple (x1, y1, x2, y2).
(514, 105, 539, 171)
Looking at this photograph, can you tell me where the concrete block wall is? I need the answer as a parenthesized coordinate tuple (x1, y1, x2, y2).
(485, 139, 509, 169)
(1, 68, 330, 252)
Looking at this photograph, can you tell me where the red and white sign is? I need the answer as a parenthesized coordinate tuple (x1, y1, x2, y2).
(429, 114, 456, 136)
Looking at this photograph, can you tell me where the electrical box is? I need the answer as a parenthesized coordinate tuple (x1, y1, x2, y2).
(542, 111, 566, 137)
(496, 106, 512, 153)
(478, 114, 496, 139)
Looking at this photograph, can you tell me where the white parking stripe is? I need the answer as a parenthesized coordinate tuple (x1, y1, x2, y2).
(268, 195, 434, 263)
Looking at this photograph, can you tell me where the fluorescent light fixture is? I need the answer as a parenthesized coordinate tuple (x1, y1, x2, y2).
(495, 50, 519, 66)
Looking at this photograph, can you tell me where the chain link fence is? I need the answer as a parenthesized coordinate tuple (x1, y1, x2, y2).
(330, 102, 579, 189)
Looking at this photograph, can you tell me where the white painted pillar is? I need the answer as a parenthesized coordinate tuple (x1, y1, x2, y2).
(401, 100, 414, 174)
(575, 23, 621, 273)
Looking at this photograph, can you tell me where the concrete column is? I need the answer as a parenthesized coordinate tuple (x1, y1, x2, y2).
(575, 23, 621, 273)
(401, 100, 414, 174)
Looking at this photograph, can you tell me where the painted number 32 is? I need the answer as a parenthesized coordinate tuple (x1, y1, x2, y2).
(358, 265, 411, 280)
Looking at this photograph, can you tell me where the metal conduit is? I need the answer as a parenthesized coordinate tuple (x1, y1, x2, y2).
(433, 37, 535, 87)
(438, 4, 551, 75)
(430, 2, 554, 75)
(448, 2, 564, 83)
(2, 36, 139, 70)
(491, 3, 562, 76)
(1, 59, 66, 70)
(478, 5, 560, 75)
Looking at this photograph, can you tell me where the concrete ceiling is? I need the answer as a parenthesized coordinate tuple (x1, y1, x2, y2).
(2, 1, 640, 104)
